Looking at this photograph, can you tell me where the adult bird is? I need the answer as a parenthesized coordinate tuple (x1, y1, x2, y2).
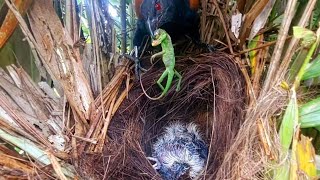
(133, 0, 200, 47)
(148, 122, 208, 180)
(128, 0, 201, 78)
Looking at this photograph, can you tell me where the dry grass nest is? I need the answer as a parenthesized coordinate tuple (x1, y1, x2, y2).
(79, 52, 247, 179)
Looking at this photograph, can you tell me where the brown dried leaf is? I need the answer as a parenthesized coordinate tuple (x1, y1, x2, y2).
(239, 0, 270, 46)
(0, 153, 34, 174)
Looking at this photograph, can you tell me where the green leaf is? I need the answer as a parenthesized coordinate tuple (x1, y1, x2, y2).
(293, 26, 317, 47)
(279, 90, 299, 150)
(292, 26, 320, 89)
(300, 113, 320, 128)
(274, 161, 290, 180)
(275, 89, 299, 180)
(311, 0, 320, 29)
(300, 96, 320, 128)
(302, 54, 320, 80)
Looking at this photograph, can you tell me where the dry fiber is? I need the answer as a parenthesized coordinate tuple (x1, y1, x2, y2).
(80, 52, 247, 179)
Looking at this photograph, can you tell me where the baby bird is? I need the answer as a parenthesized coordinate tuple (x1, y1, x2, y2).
(148, 122, 208, 180)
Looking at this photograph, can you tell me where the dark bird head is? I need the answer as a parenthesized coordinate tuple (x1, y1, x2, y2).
(141, 0, 176, 39)
(134, 0, 200, 47)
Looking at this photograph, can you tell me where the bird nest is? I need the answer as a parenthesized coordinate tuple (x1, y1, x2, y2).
(80, 52, 247, 179)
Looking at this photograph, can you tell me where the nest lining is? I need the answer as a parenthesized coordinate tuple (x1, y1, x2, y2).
(80, 52, 247, 179)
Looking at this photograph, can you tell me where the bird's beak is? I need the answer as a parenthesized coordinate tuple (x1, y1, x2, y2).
(146, 18, 155, 39)
(147, 157, 160, 170)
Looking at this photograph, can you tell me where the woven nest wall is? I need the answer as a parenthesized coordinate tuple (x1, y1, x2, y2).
(81, 52, 247, 179)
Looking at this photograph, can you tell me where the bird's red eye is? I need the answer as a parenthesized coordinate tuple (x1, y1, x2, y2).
(155, 3, 161, 11)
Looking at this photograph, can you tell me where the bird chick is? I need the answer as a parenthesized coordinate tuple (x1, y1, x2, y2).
(149, 122, 208, 180)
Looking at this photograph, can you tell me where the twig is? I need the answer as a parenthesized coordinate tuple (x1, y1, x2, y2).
(257, 119, 275, 160)
(46, 151, 69, 180)
(112, 83, 133, 116)
(200, 0, 207, 41)
(213, 0, 234, 54)
(4, 0, 48, 77)
(261, 0, 298, 93)
(79, 64, 128, 154)
(71, 135, 97, 144)
(235, 37, 291, 56)
(0, 92, 51, 147)
(88, 0, 106, 123)
(276, 0, 318, 82)
(204, 67, 216, 177)
(95, 92, 117, 152)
